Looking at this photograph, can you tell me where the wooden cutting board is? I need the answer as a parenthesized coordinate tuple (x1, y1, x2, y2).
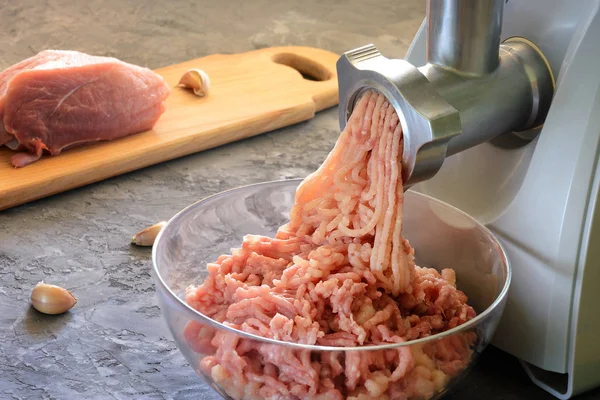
(0, 46, 340, 211)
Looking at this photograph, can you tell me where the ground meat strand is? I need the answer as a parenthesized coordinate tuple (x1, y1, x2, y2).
(185, 91, 477, 399)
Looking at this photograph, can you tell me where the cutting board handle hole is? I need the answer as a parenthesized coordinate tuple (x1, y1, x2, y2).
(272, 53, 332, 82)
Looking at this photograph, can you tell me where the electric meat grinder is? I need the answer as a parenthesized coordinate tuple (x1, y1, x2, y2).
(337, 0, 600, 398)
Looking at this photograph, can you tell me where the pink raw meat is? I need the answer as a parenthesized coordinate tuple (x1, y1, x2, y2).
(0, 50, 68, 147)
(0, 50, 171, 167)
(184, 91, 478, 400)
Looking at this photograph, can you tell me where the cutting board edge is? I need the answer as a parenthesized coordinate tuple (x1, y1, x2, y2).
(0, 100, 337, 211)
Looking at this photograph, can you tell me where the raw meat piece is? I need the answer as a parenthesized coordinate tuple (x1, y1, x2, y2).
(0, 50, 67, 147)
(0, 50, 171, 166)
(184, 91, 478, 400)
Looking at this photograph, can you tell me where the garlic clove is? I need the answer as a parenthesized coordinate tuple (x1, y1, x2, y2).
(131, 221, 167, 246)
(178, 68, 210, 97)
(31, 282, 77, 315)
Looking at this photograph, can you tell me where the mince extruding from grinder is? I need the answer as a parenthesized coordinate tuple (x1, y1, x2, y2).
(0, 50, 171, 167)
(184, 90, 477, 400)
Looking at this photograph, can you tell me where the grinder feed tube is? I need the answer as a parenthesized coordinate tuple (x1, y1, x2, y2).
(337, 0, 555, 187)
(427, 0, 504, 76)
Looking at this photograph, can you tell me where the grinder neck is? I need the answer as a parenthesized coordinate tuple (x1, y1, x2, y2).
(426, 0, 505, 76)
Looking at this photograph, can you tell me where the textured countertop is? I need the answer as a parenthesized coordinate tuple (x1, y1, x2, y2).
(1, 1, 598, 399)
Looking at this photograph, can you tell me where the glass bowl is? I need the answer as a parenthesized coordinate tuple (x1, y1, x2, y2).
(152, 178, 511, 400)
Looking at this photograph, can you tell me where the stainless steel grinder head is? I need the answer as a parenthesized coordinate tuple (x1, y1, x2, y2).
(336, 44, 462, 188)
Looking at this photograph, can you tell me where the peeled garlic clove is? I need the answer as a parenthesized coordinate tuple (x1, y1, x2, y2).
(31, 282, 77, 315)
(178, 68, 210, 97)
(131, 221, 167, 246)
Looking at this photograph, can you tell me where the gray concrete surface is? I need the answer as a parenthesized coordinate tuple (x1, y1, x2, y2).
(0, 1, 598, 399)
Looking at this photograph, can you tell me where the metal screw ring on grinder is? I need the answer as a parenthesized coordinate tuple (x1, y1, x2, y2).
(336, 44, 462, 189)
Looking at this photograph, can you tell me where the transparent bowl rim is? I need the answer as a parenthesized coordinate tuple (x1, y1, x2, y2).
(152, 178, 512, 352)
